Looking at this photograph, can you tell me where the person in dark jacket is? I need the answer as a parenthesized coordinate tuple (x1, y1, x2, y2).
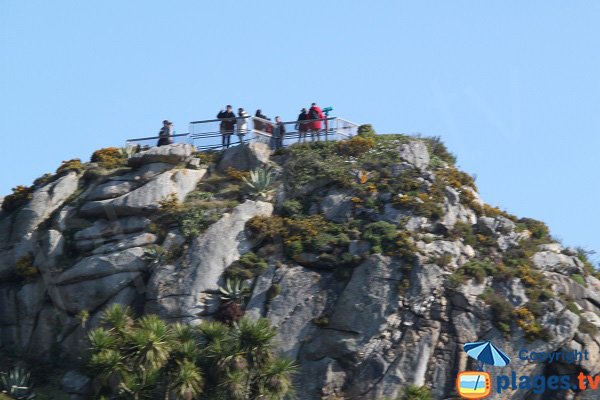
(254, 109, 270, 133)
(308, 102, 324, 141)
(271, 116, 286, 150)
(295, 108, 309, 143)
(157, 120, 173, 147)
(217, 105, 236, 148)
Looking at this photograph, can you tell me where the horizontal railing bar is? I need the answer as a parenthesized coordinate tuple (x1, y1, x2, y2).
(126, 133, 189, 142)
(190, 116, 336, 125)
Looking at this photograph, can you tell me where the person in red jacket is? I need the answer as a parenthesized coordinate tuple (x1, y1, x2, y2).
(308, 102, 324, 141)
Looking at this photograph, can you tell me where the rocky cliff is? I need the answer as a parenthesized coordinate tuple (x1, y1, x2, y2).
(1, 131, 599, 399)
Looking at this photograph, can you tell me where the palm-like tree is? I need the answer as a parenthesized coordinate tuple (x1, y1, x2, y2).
(88, 307, 295, 400)
(168, 360, 204, 400)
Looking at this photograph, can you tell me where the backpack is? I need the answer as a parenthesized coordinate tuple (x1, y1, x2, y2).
(309, 108, 319, 120)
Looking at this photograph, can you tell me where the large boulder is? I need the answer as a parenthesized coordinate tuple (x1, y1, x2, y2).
(0, 213, 13, 250)
(55, 247, 147, 285)
(320, 189, 354, 223)
(128, 144, 196, 167)
(398, 140, 430, 170)
(49, 271, 141, 314)
(147, 200, 273, 321)
(86, 162, 174, 201)
(217, 142, 271, 173)
(532, 251, 584, 275)
(34, 229, 64, 273)
(80, 168, 206, 217)
(266, 266, 332, 358)
(74, 216, 150, 241)
(245, 265, 277, 321)
(61, 370, 91, 397)
(11, 172, 79, 240)
(91, 232, 156, 255)
(16, 280, 47, 348)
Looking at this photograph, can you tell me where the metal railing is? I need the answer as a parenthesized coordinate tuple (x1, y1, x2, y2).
(126, 116, 359, 150)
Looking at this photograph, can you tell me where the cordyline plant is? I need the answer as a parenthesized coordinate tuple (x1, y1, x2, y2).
(87, 304, 296, 399)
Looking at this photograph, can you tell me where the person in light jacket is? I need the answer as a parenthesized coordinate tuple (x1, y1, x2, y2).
(237, 108, 249, 145)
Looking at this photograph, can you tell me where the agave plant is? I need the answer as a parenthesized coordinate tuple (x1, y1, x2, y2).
(242, 167, 276, 198)
(218, 278, 247, 302)
(120, 145, 138, 159)
(0, 367, 35, 399)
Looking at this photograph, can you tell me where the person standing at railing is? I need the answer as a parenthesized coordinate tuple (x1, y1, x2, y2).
(157, 120, 174, 146)
(308, 102, 324, 141)
(271, 116, 286, 150)
(254, 109, 269, 133)
(237, 108, 249, 145)
(217, 105, 236, 149)
(295, 108, 309, 143)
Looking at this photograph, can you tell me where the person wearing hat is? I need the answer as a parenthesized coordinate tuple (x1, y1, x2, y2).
(295, 107, 309, 143)
(157, 119, 173, 147)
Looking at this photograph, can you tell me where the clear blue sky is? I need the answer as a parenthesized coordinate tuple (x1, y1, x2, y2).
(2, 1, 599, 259)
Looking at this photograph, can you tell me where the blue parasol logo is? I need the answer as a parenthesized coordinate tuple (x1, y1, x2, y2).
(464, 341, 511, 370)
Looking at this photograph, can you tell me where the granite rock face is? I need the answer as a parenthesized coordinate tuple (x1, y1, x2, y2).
(128, 143, 196, 166)
(1, 138, 599, 400)
(146, 200, 274, 322)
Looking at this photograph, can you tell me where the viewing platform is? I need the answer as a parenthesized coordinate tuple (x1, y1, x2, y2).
(126, 116, 360, 151)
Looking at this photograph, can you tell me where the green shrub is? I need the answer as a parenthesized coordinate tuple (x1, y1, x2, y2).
(436, 167, 476, 191)
(192, 151, 218, 165)
(281, 199, 304, 217)
(15, 255, 38, 280)
(481, 289, 514, 335)
(447, 221, 477, 246)
(571, 273, 586, 287)
(397, 384, 434, 400)
(514, 306, 549, 341)
(185, 191, 214, 202)
(424, 136, 456, 166)
(576, 247, 600, 278)
(90, 147, 127, 169)
(312, 316, 330, 327)
(56, 158, 84, 176)
(363, 221, 398, 254)
(266, 283, 281, 301)
(336, 135, 375, 157)
(32, 173, 55, 188)
(357, 124, 376, 138)
(283, 141, 353, 193)
(566, 301, 581, 315)
(226, 252, 268, 280)
(482, 204, 517, 221)
(516, 218, 550, 240)
(394, 193, 443, 220)
(1, 185, 34, 212)
(396, 230, 417, 263)
(180, 207, 220, 239)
